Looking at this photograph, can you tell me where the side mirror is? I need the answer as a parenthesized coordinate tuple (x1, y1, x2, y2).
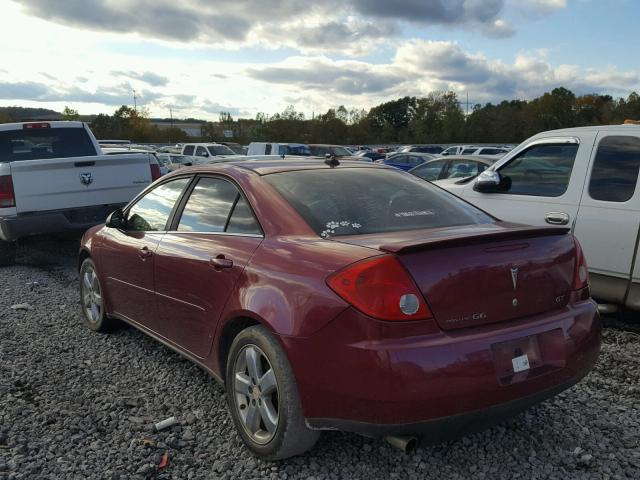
(474, 170, 503, 193)
(106, 208, 127, 229)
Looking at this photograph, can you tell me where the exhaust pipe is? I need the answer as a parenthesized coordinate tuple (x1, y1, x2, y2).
(385, 435, 418, 453)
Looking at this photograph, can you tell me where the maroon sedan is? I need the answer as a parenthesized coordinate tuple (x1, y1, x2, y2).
(78, 159, 600, 459)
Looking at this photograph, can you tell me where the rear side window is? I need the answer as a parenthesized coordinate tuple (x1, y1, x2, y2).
(462, 148, 476, 154)
(264, 144, 272, 155)
(265, 168, 492, 237)
(183, 145, 195, 155)
(411, 160, 447, 181)
(589, 136, 640, 202)
(177, 177, 261, 234)
(498, 143, 578, 197)
(127, 178, 191, 232)
(0, 127, 96, 162)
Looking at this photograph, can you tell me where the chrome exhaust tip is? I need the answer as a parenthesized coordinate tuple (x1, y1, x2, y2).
(385, 435, 418, 453)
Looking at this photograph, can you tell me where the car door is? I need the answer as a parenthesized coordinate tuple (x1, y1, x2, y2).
(154, 176, 264, 359)
(573, 132, 640, 303)
(462, 135, 596, 227)
(98, 177, 192, 331)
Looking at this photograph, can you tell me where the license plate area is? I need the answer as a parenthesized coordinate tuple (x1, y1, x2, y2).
(491, 329, 565, 385)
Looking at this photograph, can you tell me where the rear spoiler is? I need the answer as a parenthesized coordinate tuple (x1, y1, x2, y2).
(379, 224, 570, 254)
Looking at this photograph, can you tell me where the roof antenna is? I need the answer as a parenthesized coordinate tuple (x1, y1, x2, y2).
(324, 153, 340, 168)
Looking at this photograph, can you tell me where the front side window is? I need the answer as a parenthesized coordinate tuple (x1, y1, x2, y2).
(177, 177, 261, 234)
(195, 146, 208, 157)
(183, 145, 195, 155)
(497, 143, 578, 197)
(126, 178, 191, 232)
(264, 144, 272, 155)
(265, 168, 492, 237)
(411, 160, 447, 181)
(589, 136, 640, 202)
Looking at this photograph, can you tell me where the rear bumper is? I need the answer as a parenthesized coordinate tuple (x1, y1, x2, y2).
(0, 204, 125, 241)
(281, 298, 600, 435)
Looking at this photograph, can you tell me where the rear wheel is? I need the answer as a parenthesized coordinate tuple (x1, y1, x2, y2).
(0, 241, 17, 267)
(79, 258, 114, 332)
(226, 325, 320, 460)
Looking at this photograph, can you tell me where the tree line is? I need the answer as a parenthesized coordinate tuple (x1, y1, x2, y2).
(2, 87, 640, 145)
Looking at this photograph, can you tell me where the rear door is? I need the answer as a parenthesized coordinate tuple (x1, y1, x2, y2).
(463, 136, 596, 228)
(573, 132, 640, 302)
(99, 177, 192, 331)
(154, 176, 263, 358)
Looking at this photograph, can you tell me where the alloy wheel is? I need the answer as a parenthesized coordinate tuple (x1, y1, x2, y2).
(233, 344, 279, 445)
(81, 265, 103, 324)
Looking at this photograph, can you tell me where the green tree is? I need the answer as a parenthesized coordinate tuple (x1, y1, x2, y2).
(61, 106, 80, 120)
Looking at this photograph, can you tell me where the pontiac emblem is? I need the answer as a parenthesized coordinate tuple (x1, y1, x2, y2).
(510, 266, 519, 291)
(80, 173, 93, 186)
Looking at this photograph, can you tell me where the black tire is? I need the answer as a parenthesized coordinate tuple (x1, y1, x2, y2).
(0, 241, 17, 267)
(79, 258, 115, 332)
(226, 325, 320, 460)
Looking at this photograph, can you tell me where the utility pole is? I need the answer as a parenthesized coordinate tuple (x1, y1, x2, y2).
(466, 91, 469, 116)
(170, 108, 174, 128)
(132, 89, 137, 112)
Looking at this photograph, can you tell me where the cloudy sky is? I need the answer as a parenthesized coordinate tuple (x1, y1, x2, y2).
(0, 0, 638, 120)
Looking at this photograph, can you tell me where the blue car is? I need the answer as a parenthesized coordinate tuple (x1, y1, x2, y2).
(382, 152, 436, 171)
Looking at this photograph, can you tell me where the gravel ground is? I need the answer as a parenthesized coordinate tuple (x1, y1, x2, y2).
(1, 236, 640, 479)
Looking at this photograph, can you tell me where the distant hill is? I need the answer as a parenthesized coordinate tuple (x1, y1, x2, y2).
(0, 106, 62, 122)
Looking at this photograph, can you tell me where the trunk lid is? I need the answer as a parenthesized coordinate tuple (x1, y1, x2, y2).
(335, 223, 575, 330)
(10, 154, 153, 213)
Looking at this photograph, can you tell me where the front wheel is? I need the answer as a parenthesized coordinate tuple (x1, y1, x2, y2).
(226, 325, 320, 460)
(0, 241, 17, 267)
(79, 258, 115, 332)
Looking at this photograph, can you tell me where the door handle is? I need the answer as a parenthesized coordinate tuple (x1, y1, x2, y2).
(209, 255, 233, 271)
(138, 246, 153, 259)
(545, 212, 570, 225)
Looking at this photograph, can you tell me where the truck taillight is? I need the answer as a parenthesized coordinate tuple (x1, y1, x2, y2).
(327, 255, 433, 321)
(0, 175, 16, 208)
(573, 237, 589, 291)
(22, 122, 50, 129)
(150, 164, 161, 181)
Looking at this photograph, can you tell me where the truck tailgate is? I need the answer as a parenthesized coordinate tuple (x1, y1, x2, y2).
(10, 154, 152, 213)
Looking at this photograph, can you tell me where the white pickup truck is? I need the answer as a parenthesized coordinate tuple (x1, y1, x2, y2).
(436, 123, 640, 310)
(0, 121, 161, 265)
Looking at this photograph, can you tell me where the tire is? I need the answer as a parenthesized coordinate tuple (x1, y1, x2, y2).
(226, 325, 320, 460)
(0, 241, 17, 267)
(79, 258, 115, 332)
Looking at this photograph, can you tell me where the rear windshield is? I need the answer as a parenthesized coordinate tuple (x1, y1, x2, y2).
(0, 127, 96, 162)
(265, 168, 493, 237)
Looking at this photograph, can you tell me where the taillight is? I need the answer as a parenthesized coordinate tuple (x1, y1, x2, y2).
(573, 237, 589, 290)
(327, 255, 433, 321)
(22, 122, 50, 129)
(0, 175, 16, 208)
(150, 163, 161, 181)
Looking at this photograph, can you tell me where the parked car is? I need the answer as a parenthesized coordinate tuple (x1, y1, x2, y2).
(220, 142, 246, 155)
(78, 159, 600, 460)
(182, 143, 238, 160)
(247, 143, 311, 156)
(354, 150, 382, 162)
(97, 139, 131, 147)
(437, 123, 640, 310)
(409, 155, 496, 182)
(459, 146, 510, 156)
(397, 145, 445, 155)
(308, 144, 362, 160)
(383, 152, 435, 171)
(156, 153, 202, 172)
(440, 145, 475, 156)
(0, 121, 160, 265)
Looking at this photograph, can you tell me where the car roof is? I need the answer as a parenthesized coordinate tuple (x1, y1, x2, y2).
(189, 158, 390, 176)
(435, 155, 496, 164)
(389, 152, 435, 157)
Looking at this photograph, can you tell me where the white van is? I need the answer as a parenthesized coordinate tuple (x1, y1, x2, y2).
(246, 143, 311, 156)
(436, 123, 640, 310)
